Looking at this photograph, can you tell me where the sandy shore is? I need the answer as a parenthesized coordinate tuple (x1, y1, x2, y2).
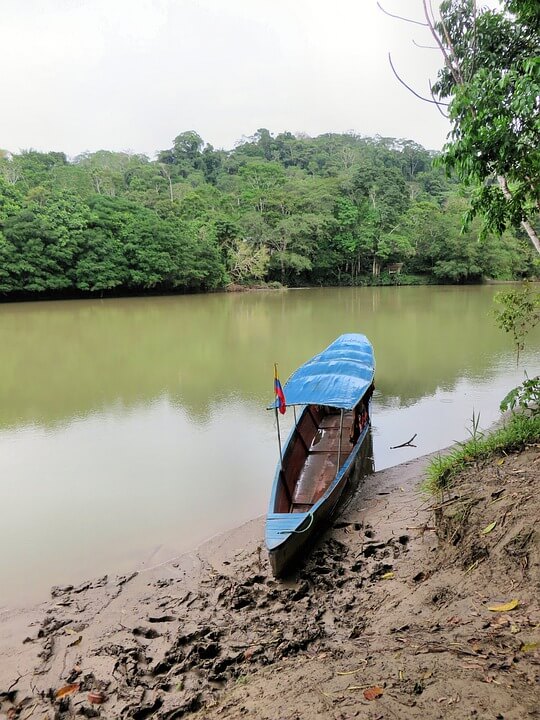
(1, 445, 538, 719)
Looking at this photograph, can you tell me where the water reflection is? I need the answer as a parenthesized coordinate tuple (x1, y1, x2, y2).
(0, 285, 538, 604)
(1, 286, 537, 428)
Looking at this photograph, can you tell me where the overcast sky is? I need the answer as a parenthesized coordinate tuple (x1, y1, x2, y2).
(2, 0, 451, 157)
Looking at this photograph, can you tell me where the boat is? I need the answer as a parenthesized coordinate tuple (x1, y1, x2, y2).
(266, 333, 375, 577)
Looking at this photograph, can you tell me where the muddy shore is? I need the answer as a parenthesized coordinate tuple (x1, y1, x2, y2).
(1, 445, 538, 720)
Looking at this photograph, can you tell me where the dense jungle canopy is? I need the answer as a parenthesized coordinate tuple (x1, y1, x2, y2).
(0, 130, 538, 298)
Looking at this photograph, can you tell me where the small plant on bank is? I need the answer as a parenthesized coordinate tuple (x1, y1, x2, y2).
(427, 283, 539, 495)
(494, 282, 540, 365)
(500, 373, 540, 416)
(494, 281, 540, 416)
(465, 409, 483, 454)
(425, 413, 540, 495)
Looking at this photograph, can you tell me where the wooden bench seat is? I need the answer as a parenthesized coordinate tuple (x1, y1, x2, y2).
(289, 409, 356, 509)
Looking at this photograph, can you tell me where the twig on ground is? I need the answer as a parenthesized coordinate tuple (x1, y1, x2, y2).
(406, 525, 436, 532)
(391, 434, 417, 449)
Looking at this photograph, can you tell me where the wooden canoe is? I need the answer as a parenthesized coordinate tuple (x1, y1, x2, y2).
(266, 334, 375, 577)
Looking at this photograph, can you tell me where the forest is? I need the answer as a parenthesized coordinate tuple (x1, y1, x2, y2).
(0, 129, 537, 298)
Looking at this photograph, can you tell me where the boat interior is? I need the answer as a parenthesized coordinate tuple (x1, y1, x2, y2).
(273, 402, 369, 514)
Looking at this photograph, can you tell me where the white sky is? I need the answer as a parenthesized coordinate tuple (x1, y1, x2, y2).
(2, 0, 450, 157)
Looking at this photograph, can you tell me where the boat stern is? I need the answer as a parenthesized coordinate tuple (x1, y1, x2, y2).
(265, 512, 312, 577)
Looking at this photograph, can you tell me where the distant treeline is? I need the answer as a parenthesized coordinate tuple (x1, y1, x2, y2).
(0, 130, 537, 298)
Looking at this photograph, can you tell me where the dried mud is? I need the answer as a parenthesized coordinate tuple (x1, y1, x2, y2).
(1, 445, 538, 720)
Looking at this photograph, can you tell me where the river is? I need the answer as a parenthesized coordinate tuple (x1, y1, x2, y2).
(1, 285, 538, 606)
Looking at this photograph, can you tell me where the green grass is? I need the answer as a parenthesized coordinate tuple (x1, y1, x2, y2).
(425, 412, 540, 495)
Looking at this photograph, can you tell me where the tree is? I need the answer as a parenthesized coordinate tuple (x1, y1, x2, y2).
(201, 145, 224, 185)
(121, 211, 176, 289)
(382, 1, 539, 253)
(158, 131, 205, 178)
(239, 162, 286, 213)
(15, 150, 68, 190)
(432, 0, 539, 253)
(0, 176, 23, 224)
(3, 211, 69, 292)
(227, 240, 270, 284)
(353, 161, 411, 275)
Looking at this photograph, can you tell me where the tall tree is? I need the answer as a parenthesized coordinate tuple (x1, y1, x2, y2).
(432, 0, 540, 252)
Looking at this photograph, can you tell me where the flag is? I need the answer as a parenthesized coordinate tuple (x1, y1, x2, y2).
(274, 364, 286, 415)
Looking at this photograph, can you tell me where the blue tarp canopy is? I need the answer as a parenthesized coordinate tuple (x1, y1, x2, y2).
(269, 333, 375, 411)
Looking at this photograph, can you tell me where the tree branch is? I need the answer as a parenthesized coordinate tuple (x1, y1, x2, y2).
(377, 2, 428, 27)
(498, 176, 540, 254)
(413, 39, 439, 49)
(390, 433, 417, 449)
(429, 80, 450, 118)
(422, 0, 463, 87)
(388, 53, 449, 107)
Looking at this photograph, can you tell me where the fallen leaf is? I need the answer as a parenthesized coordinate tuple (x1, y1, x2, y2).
(496, 459, 505, 466)
(55, 684, 80, 699)
(481, 521, 497, 535)
(363, 686, 383, 701)
(67, 636, 82, 647)
(381, 572, 394, 580)
(521, 642, 539, 653)
(488, 599, 519, 612)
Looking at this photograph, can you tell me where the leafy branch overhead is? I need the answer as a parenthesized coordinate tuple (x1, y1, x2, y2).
(383, 0, 540, 254)
(494, 281, 540, 415)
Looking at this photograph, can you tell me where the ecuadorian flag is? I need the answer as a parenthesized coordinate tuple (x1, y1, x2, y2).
(274, 364, 286, 415)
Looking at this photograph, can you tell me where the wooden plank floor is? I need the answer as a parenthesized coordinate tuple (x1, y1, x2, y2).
(291, 412, 354, 511)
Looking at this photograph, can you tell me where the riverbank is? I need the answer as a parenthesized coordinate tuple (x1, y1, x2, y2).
(1, 440, 538, 719)
(3, 275, 534, 305)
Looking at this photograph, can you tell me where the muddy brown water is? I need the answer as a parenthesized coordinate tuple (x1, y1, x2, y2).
(0, 285, 538, 606)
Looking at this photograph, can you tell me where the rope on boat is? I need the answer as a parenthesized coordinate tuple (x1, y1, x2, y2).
(277, 512, 314, 534)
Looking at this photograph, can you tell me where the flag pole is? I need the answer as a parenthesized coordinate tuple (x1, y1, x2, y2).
(274, 405, 284, 471)
(274, 363, 284, 471)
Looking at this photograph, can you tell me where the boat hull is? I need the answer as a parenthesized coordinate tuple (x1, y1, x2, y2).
(266, 419, 370, 577)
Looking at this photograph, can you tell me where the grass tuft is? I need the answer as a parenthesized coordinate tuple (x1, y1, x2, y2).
(425, 412, 540, 496)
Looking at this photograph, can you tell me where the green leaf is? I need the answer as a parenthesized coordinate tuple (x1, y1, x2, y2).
(481, 521, 497, 535)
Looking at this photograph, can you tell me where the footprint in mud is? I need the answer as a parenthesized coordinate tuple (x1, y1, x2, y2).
(430, 586, 455, 608)
(362, 542, 387, 558)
